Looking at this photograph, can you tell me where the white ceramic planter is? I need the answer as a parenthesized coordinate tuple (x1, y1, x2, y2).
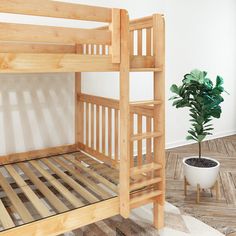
(183, 156, 220, 188)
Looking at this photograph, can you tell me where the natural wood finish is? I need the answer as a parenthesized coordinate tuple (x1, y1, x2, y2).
(0, 0, 112, 22)
(0, 144, 77, 165)
(130, 177, 162, 191)
(30, 160, 84, 208)
(130, 113, 134, 168)
(108, 108, 112, 158)
(137, 115, 143, 167)
(0, 54, 120, 73)
(96, 105, 100, 152)
(102, 106, 106, 155)
(0, 198, 15, 229)
(146, 117, 152, 164)
(0, 23, 111, 45)
(75, 44, 83, 146)
(114, 109, 119, 163)
(0, 198, 119, 236)
(129, 16, 153, 31)
(0, 171, 34, 223)
(0, 42, 75, 54)
(86, 103, 89, 146)
(130, 31, 134, 55)
(131, 131, 162, 141)
(119, 9, 130, 218)
(131, 190, 162, 205)
(5, 164, 53, 218)
(91, 104, 95, 149)
(111, 9, 121, 63)
(130, 100, 162, 106)
(64, 154, 117, 192)
(130, 162, 162, 176)
(17, 162, 69, 213)
(130, 55, 155, 69)
(153, 14, 165, 229)
(146, 28, 152, 56)
(137, 29, 143, 56)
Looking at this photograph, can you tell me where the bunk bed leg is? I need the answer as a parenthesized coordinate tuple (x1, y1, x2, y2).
(153, 201, 164, 229)
(153, 14, 166, 230)
(119, 9, 130, 218)
(75, 44, 84, 162)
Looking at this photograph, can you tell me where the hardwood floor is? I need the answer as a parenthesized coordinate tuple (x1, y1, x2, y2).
(166, 135, 236, 235)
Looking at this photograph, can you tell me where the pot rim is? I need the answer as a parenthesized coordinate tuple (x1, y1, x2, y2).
(183, 156, 220, 169)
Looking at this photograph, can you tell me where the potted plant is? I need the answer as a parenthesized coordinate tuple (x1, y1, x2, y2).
(170, 69, 227, 189)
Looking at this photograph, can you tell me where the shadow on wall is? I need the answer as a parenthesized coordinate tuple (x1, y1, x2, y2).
(0, 73, 75, 156)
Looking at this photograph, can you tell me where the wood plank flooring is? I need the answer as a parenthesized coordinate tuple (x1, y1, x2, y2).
(166, 135, 236, 235)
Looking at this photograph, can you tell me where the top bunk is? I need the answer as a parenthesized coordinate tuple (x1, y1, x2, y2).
(0, 0, 164, 73)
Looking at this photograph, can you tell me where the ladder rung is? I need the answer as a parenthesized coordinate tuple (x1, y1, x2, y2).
(130, 162, 162, 176)
(131, 131, 162, 141)
(130, 67, 162, 72)
(130, 190, 162, 204)
(130, 177, 162, 191)
(130, 100, 162, 106)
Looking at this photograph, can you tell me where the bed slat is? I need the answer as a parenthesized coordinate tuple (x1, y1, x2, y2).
(5, 165, 53, 218)
(0, 198, 15, 229)
(29, 160, 84, 208)
(0, 171, 34, 223)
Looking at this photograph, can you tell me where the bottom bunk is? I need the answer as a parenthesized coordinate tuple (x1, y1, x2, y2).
(0, 151, 119, 235)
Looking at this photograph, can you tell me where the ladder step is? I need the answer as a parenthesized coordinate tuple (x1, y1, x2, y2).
(130, 100, 162, 106)
(130, 190, 162, 205)
(130, 177, 162, 191)
(131, 131, 162, 141)
(130, 162, 162, 176)
(130, 67, 162, 72)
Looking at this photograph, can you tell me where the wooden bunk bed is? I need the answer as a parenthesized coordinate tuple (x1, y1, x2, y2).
(0, 1, 165, 235)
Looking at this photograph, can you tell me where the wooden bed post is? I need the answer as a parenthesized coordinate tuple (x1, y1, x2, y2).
(119, 9, 130, 218)
(75, 44, 84, 147)
(153, 14, 165, 229)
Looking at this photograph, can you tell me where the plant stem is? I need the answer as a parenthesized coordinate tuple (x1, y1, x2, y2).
(198, 142, 202, 159)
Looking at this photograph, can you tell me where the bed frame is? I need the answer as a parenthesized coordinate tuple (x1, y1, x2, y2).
(0, 1, 165, 235)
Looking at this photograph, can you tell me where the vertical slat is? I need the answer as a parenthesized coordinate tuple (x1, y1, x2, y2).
(138, 29, 142, 55)
(91, 104, 94, 149)
(102, 106, 106, 154)
(146, 116, 152, 163)
(153, 14, 165, 229)
(111, 8, 121, 63)
(96, 105, 100, 152)
(119, 9, 130, 218)
(86, 103, 89, 146)
(96, 44, 100, 55)
(0, 198, 14, 229)
(102, 45, 106, 55)
(5, 165, 52, 218)
(108, 107, 112, 158)
(86, 44, 89, 54)
(130, 31, 134, 55)
(137, 114, 142, 167)
(130, 113, 134, 168)
(114, 109, 119, 163)
(146, 28, 151, 56)
(91, 44, 95, 55)
(75, 44, 83, 146)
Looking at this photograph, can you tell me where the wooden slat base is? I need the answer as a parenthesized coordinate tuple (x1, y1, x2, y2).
(0, 151, 118, 234)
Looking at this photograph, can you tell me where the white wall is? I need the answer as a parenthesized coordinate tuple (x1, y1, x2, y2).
(0, 0, 236, 155)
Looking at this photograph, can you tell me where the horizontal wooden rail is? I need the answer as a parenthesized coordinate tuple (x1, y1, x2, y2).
(130, 100, 162, 106)
(129, 16, 153, 31)
(0, 144, 77, 165)
(130, 190, 162, 204)
(0, 23, 111, 45)
(0, 54, 119, 73)
(0, 42, 76, 54)
(0, 0, 112, 23)
(130, 177, 162, 191)
(131, 131, 162, 141)
(130, 163, 162, 176)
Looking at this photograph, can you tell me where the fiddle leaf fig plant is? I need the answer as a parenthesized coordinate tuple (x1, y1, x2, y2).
(170, 69, 226, 158)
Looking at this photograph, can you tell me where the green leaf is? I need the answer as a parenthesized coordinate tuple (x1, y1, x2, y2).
(170, 84, 179, 94)
(216, 75, 224, 87)
(197, 134, 206, 142)
(186, 135, 198, 141)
